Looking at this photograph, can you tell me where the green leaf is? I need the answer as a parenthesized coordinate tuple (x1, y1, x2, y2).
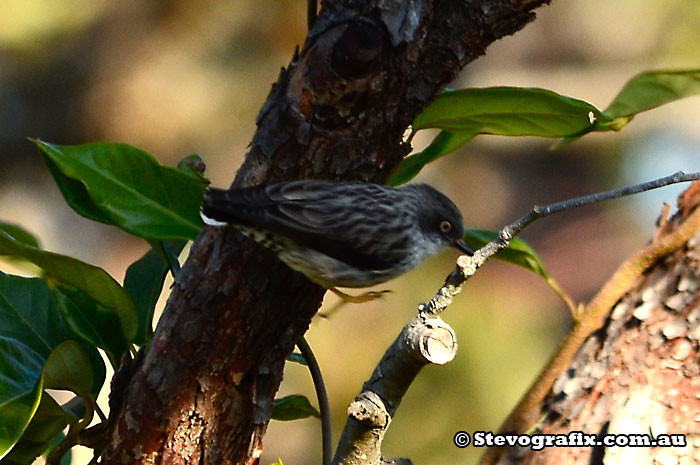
(40, 154, 113, 225)
(35, 140, 207, 241)
(0, 229, 138, 345)
(0, 273, 106, 399)
(387, 131, 476, 186)
(0, 393, 74, 465)
(554, 69, 700, 148)
(124, 240, 187, 345)
(42, 341, 95, 399)
(464, 229, 576, 311)
(604, 69, 700, 119)
(0, 223, 40, 249)
(50, 283, 129, 368)
(0, 337, 44, 460)
(286, 353, 307, 366)
(464, 229, 549, 278)
(0, 272, 72, 359)
(413, 87, 608, 137)
(271, 395, 320, 421)
(177, 154, 209, 184)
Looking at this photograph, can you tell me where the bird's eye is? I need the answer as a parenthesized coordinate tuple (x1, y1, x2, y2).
(439, 220, 452, 233)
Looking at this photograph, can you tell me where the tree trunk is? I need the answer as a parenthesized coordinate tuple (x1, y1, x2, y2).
(100, 1, 551, 464)
(492, 189, 700, 465)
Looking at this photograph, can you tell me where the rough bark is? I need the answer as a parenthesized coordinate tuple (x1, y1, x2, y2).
(100, 1, 551, 464)
(492, 189, 700, 465)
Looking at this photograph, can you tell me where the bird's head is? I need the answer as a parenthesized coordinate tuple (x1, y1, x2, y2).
(411, 184, 473, 256)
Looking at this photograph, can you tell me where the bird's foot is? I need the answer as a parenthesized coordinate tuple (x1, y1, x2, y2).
(329, 287, 392, 303)
(318, 288, 392, 319)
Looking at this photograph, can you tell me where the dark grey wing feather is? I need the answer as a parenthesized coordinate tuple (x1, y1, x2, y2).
(201, 181, 409, 271)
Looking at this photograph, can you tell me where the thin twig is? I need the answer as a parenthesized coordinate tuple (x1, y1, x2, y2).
(424, 171, 700, 317)
(297, 337, 332, 465)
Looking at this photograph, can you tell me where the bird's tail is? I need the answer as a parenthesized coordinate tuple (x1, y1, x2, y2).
(200, 187, 236, 226)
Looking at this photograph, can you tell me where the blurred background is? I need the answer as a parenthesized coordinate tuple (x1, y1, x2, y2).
(1, 0, 699, 464)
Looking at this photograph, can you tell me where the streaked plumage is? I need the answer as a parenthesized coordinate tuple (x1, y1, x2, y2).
(200, 180, 471, 289)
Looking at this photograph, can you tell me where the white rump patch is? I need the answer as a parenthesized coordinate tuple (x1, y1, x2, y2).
(200, 210, 229, 227)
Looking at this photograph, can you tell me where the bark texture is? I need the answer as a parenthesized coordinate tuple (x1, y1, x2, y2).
(494, 191, 700, 465)
(101, 1, 551, 464)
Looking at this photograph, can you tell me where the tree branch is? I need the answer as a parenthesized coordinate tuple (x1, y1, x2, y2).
(101, 1, 551, 464)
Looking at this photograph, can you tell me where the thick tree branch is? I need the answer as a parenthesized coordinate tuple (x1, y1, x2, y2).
(101, 1, 551, 464)
(486, 184, 700, 465)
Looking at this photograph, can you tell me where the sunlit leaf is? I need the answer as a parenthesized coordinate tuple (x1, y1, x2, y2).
(0, 337, 44, 460)
(554, 69, 700, 148)
(413, 87, 607, 136)
(0, 393, 75, 465)
(387, 131, 476, 186)
(604, 69, 700, 118)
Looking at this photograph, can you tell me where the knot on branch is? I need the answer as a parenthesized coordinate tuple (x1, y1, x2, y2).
(332, 20, 387, 79)
(348, 391, 390, 429)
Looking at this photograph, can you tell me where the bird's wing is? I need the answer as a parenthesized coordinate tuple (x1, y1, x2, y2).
(201, 181, 403, 271)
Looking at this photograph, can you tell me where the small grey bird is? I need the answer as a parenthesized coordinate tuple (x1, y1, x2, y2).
(200, 180, 472, 302)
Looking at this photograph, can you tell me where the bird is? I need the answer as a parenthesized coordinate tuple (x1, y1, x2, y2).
(200, 180, 473, 302)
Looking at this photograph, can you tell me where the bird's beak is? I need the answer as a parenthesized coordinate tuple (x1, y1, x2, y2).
(453, 238, 474, 256)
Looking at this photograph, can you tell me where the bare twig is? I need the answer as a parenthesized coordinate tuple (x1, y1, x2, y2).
(424, 171, 700, 317)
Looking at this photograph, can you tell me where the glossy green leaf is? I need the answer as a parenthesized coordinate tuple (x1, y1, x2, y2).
(50, 283, 129, 368)
(0, 337, 44, 460)
(387, 131, 476, 186)
(464, 229, 549, 278)
(0, 229, 138, 344)
(604, 69, 700, 118)
(40, 154, 113, 225)
(0, 393, 74, 465)
(413, 87, 608, 136)
(0, 273, 106, 398)
(0, 272, 71, 359)
(271, 395, 320, 421)
(554, 69, 700, 148)
(124, 240, 186, 345)
(35, 140, 207, 241)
